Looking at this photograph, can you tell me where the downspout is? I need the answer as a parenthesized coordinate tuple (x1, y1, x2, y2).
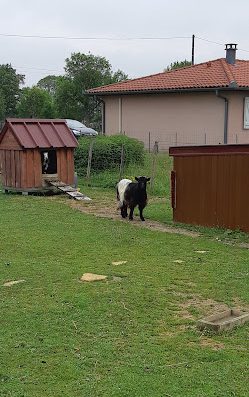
(215, 90, 228, 144)
(94, 96, 105, 135)
(99, 98, 106, 135)
(118, 97, 122, 134)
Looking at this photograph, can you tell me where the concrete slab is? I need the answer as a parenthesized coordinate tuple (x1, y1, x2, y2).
(197, 309, 249, 332)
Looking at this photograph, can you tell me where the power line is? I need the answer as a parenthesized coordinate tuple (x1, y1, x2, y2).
(0, 32, 191, 41)
(195, 36, 249, 53)
(1, 31, 249, 52)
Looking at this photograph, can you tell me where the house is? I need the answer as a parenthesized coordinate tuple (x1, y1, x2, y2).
(0, 118, 78, 193)
(88, 44, 249, 150)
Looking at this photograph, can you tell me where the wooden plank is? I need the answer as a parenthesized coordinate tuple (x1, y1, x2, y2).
(26, 150, 34, 187)
(66, 149, 74, 185)
(57, 185, 76, 192)
(66, 191, 91, 201)
(5, 150, 11, 187)
(1, 150, 7, 186)
(15, 151, 21, 188)
(10, 150, 16, 187)
(20, 150, 27, 188)
(49, 180, 66, 187)
(33, 150, 42, 187)
(57, 149, 68, 183)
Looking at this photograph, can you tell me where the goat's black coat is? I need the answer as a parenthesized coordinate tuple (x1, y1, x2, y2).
(118, 176, 150, 221)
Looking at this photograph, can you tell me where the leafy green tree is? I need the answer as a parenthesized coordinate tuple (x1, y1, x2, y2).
(17, 87, 55, 118)
(0, 91, 6, 121)
(0, 64, 24, 119)
(37, 75, 59, 96)
(54, 77, 78, 119)
(165, 60, 192, 71)
(55, 52, 128, 128)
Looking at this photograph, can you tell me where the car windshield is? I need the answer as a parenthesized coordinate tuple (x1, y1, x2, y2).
(66, 119, 86, 129)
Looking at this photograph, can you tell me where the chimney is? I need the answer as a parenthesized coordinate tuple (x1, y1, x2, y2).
(225, 43, 237, 65)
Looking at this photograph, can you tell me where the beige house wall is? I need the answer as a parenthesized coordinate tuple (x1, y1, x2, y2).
(226, 92, 249, 144)
(102, 91, 249, 150)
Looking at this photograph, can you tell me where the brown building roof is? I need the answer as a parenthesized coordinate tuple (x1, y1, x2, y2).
(0, 118, 78, 149)
(88, 58, 249, 95)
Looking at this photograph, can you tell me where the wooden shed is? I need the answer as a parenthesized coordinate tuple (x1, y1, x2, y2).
(169, 144, 249, 233)
(0, 118, 78, 193)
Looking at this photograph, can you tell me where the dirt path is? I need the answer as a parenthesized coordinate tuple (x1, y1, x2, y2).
(68, 197, 200, 238)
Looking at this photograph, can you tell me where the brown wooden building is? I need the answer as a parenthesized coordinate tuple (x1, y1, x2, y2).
(169, 144, 249, 233)
(0, 118, 78, 193)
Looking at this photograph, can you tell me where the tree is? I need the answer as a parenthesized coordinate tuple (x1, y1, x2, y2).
(37, 75, 60, 96)
(54, 77, 79, 119)
(0, 64, 24, 119)
(0, 91, 6, 121)
(55, 52, 128, 128)
(165, 60, 192, 72)
(17, 87, 55, 118)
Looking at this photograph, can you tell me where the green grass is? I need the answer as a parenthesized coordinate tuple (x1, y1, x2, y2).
(78, 152, 249, 245)
(1, 190, 249, 397)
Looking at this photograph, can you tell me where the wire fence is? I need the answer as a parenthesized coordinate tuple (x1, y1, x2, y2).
(77, 129, 249, 193)
(144, 131, 249, 152)
(77, 139, 170, 196)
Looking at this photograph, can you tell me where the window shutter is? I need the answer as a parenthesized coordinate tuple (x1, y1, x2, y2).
(244, 97, 249, 129)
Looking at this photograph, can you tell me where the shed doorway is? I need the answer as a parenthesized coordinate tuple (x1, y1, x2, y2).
(41, 150, 57, 174)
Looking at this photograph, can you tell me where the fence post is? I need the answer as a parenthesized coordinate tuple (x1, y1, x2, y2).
(119, 144, 125, 180)
(204, 133, 207, 145)
(154, 140, 159, 153)
(148, 132, 151, 153)
(86, 139, 94, 182)
(175, 132, 178, 146)
(150, 142, 158, 193)
(236, 134, 238, 144)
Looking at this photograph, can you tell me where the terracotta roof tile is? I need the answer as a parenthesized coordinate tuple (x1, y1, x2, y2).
(88, 58, 249, 94)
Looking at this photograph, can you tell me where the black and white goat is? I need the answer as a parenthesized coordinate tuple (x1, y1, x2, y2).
(117, 176, 150, 221)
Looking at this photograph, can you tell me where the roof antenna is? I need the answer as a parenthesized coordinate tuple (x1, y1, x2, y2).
(192, 34, 195, 65)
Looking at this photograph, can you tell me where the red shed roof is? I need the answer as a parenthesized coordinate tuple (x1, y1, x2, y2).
(88, 58, 249, 95)
(0, 118, 78, 149)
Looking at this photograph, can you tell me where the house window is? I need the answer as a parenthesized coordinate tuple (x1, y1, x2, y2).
(41, 150, 57, 174)
(244, 97, 249, 129)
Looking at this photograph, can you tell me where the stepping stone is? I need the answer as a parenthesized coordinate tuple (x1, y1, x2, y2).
(173, 260, 185, 264)
(80, 273, 107, 282)
(195, 250, 207, 254)
(3, 280, 25, 287)
(112, 261, 127, 266)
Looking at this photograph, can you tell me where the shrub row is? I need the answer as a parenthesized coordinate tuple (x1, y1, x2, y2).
(74, 134, 145, 174)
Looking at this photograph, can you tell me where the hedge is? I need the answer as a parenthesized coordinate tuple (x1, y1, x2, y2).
(74, 134, 145, 174)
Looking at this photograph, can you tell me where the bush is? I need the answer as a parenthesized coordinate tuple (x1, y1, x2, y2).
(74, 134, 145, 175)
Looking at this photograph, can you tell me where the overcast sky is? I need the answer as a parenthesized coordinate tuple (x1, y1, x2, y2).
(1, 0, 249, 86)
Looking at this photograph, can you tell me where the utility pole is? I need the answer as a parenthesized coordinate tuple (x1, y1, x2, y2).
(192, 34, 195, 65)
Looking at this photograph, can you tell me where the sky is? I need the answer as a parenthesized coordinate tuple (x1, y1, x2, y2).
(1, 0, 249, 87)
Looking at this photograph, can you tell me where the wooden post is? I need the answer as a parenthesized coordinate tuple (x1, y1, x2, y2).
(86, 139, 94, 182)
(148, 132, 151, 153)
(119, 144, 125, 180)
(150, 142, 158, 193)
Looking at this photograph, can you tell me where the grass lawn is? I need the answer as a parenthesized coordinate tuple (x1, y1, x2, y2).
(1, 187, 249, 397)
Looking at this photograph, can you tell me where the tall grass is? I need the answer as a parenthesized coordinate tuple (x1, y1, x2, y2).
(80, 152, 173, 197)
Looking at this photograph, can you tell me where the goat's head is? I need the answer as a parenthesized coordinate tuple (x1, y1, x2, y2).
(135, 176, 150, 189)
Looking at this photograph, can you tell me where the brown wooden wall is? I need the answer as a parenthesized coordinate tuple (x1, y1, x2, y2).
(57, 148, 74, 185)
(172, 154, 249, 233)
(0, 147, 75, 190)
(0, 149, 42, 189)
